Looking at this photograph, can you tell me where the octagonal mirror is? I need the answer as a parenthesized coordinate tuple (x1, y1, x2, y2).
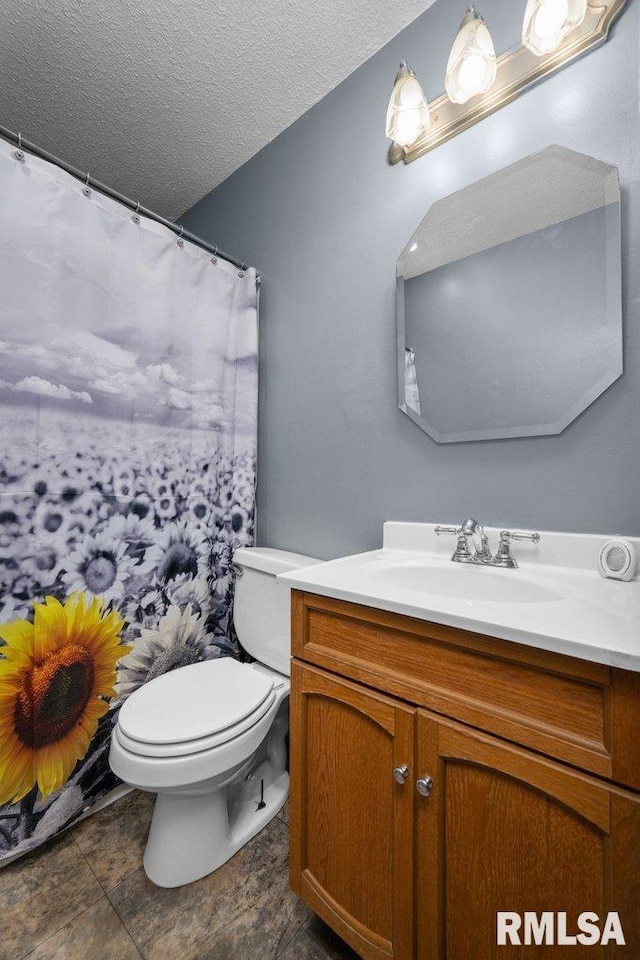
(397, 145, 622, 443)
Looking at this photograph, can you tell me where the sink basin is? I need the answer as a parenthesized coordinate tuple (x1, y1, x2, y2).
(278, 522, 640, 670)
(366, 560, 565, 604)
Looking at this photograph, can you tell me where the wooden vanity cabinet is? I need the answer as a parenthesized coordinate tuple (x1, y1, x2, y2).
(289, 591, 640, 960)
(416, 712, 640, 960)
(290, 663, 415, 960)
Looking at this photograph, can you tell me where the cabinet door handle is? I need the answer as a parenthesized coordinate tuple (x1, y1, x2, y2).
(392, 765, 410, 784)
(416, 775, 434, 797)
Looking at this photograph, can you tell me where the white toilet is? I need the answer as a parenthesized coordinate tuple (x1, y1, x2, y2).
(109, 547, 318, 888)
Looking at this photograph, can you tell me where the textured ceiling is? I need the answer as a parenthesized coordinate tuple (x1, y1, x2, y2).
(0, 0, 435, 219)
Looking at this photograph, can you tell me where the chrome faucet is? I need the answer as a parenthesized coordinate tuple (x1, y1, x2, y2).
(435, 519, 540, 568)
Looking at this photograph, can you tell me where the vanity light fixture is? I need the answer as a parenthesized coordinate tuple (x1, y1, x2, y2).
(522, 0, 588, 56)
(445, 6, 497, 105)
(385, 61, 431, 149)
(386, 0, 627, 162)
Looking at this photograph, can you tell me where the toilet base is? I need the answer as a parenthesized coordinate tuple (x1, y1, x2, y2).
(143, 769, 289, 888)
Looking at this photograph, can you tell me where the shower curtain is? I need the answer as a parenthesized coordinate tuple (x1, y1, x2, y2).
(0, 137, 258, 859)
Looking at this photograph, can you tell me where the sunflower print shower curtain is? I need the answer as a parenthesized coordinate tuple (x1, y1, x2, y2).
(0, 138, 258, 859)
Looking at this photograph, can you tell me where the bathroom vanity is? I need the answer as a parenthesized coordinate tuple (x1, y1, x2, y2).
(281, 523, 640, 959)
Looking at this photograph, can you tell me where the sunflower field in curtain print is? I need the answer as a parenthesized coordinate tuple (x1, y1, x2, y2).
(0, 409, 255, 859)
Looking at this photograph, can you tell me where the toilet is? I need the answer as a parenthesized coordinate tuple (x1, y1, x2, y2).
(109, 547, 318, 888)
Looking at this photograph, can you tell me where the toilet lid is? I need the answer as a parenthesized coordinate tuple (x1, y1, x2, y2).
(118, 658, 275, 745)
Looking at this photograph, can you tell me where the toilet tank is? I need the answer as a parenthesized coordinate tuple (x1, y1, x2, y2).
(232, 547, 319, 676)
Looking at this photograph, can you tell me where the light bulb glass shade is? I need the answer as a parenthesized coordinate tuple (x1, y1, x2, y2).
(445, 12, 497, 105)
(522, 0, 588, 56)
(386, 66, 431, 148)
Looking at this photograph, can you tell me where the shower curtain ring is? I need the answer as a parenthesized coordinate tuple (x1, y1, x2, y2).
(83, 171, 91, 197)
(211, 246, 218, 264)
(15, 132, 25, 162)
(132, 201, 141, 224)
(176, 225, 185, 247)
(238, 262, 247, 278)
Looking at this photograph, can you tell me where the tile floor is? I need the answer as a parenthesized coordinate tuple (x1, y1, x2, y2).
(2, 791, 358, 960)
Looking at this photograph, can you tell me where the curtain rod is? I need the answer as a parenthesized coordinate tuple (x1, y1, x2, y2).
(0, 124, 256, 279)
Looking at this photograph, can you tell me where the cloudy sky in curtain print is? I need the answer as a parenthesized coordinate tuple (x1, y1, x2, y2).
(0, 286, 257, 434)
(0, 140, 259, 436)
(0, 327, 256, 433)
(0, 189, 257, 435)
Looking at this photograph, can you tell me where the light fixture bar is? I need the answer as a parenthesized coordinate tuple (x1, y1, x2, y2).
(389, 0, 627, 165)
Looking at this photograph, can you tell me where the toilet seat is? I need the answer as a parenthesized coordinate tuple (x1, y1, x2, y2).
(116, 658, 276, 758)
(115, 688, 277, 758)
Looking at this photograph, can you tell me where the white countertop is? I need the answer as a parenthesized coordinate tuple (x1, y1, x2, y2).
(278, 522, 640, 672)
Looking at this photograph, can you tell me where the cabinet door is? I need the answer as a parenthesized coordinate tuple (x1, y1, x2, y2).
(290, 661, 415, 960)
(416, 711, 640, 960)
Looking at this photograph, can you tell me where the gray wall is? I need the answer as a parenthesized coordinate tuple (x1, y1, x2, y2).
(182, 0, 640, 559)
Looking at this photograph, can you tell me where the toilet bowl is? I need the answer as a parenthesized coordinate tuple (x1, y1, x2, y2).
(109, 547, 318, 888)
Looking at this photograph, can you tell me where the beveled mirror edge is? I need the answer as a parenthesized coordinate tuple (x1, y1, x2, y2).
(397, 145, 621, 280)
(389, 0, 628, 166)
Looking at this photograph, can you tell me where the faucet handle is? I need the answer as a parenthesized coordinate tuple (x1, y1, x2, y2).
(435, 524, 475, 563)
(500, 530, 541, 544)
(494, 530, 540, 568)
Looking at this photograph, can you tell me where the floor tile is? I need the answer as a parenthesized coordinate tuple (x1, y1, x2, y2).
(277, 915, 360, 960)
(0, 832, 103, 960)
(109, 814, 290, 960)
(71, 790, 154, 892)
(196, 868, 311, 960)
(4, 788, 353, 960)
(278, 799, 290, 826)
(25, 898, 142, 960)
